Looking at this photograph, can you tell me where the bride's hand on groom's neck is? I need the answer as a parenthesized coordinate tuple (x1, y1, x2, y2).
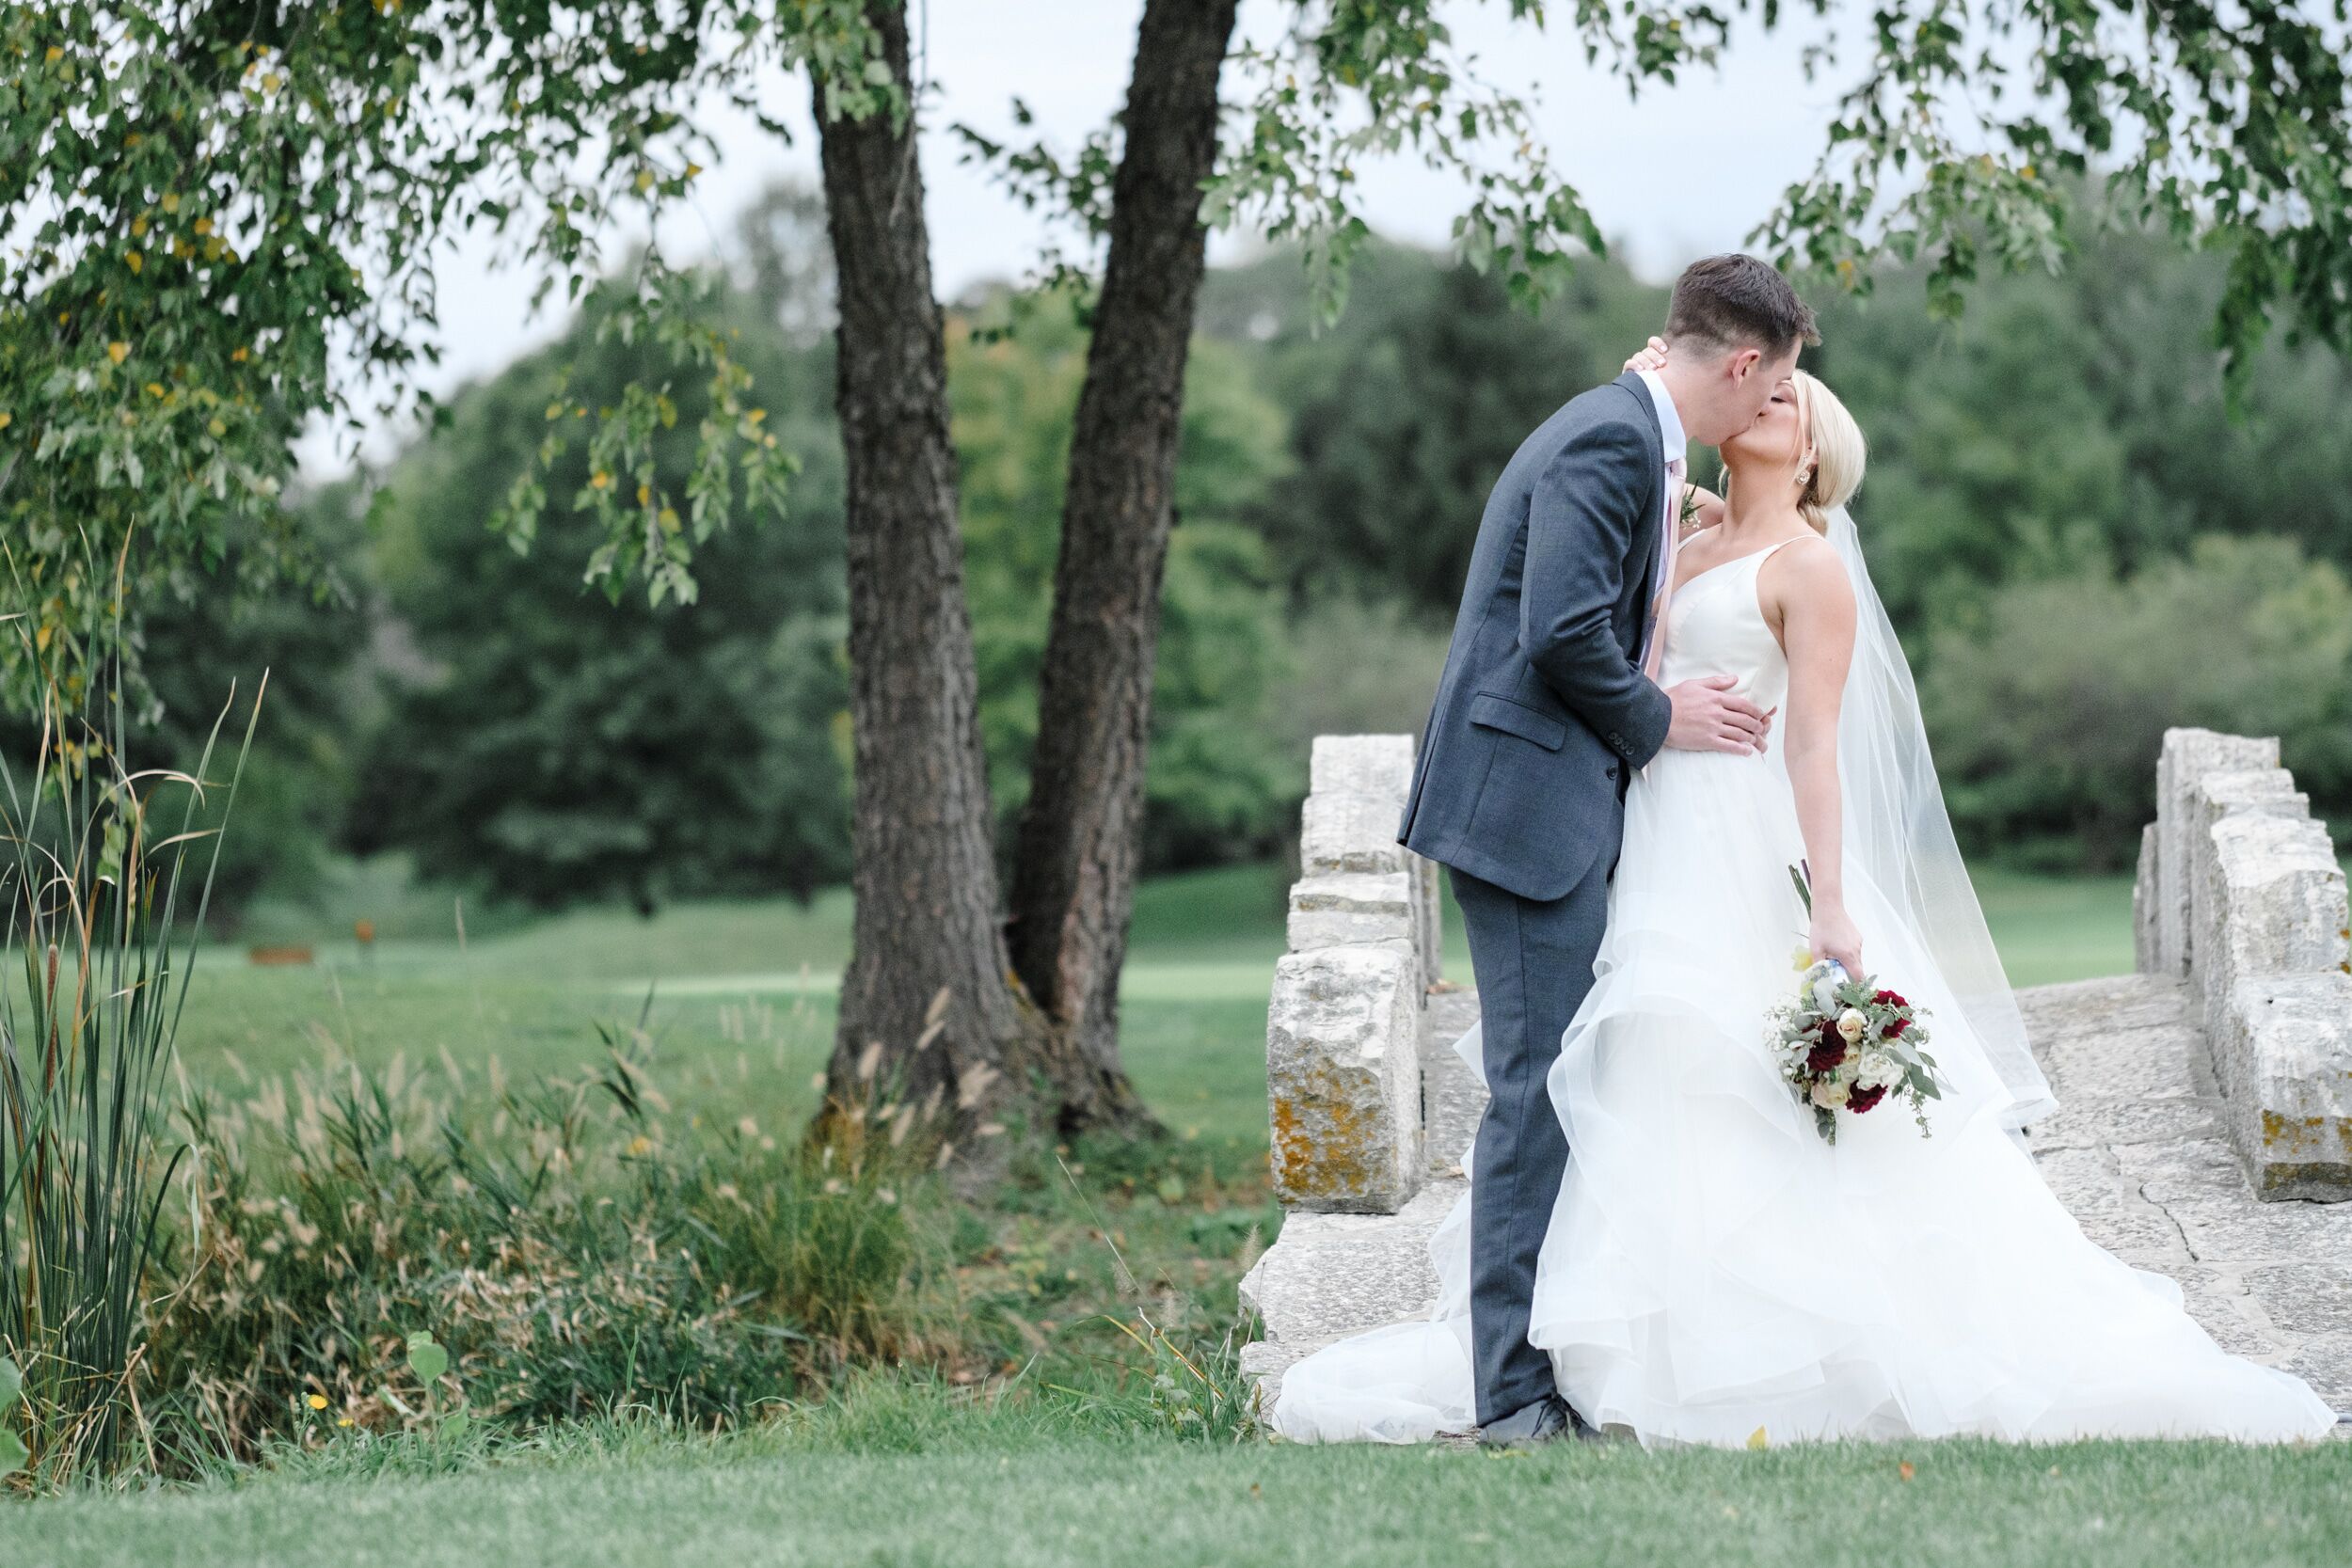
(1664, 674, 1773, 756)
(1623, 336, 1669, 374)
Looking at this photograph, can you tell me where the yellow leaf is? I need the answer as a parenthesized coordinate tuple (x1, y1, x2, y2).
(107, 341, 129, 364)
(194, 216, 214, 236)
(145, 382, 165, 399)
(125, 251, 143, 274)
(208, 418, 227, 437)
(1746, 1425, 1768, 1449)
(162, 192, 181, 214)
(45, 45, 62, 62)
(590, 470, 612, 490)
(230, 345, 249, 363)
(636, 483, 651, 505)
(634, 169, 655, 194)
(657, 506, 680, 532)
(131, 215, 148, 237)
(0, 412, 11, 432)
(684, 163, 704, 181)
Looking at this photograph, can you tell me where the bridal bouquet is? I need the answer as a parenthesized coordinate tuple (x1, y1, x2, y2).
(1770, 864, 1949, 1144)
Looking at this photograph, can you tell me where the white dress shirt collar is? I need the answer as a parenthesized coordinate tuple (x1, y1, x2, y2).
(1634, 367, 1688, 467)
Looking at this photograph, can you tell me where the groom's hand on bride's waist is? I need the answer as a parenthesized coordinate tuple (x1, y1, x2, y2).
(1663, 674, 1773, 755)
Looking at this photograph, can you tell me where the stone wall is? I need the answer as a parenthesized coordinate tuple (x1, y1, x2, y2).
(1265, 736, 1443, 1214)
(2133, 728, 2352, 1200)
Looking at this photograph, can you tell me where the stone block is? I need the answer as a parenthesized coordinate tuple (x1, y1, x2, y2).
(2134, 823, 2162, 975)
(2185, 768, 2313, 1006)
(1420, 990, 1486, 1178)
(1237, 1177, 1460, 1347)
(1266, 940, 1424, 1212)
(1287, 872, 1414, 954)
(2153, 728, 2278, 977)
(1300, 790, 1412, 877)
(1309, 733, 1414, 800)
(2218, 974, 2352, 1201)
(2195, 813, 2349, 1045)
(1411, 851, 1443, 987)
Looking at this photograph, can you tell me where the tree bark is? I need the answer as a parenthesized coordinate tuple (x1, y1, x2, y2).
(1008, 0, 1240, 1133)
(809, 4, 1041, 1175)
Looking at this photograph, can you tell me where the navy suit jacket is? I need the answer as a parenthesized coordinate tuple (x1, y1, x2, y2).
(1396, 372, 1677, 902)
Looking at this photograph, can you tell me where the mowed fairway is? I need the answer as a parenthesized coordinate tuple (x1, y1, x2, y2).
(153, 859, 2139, 1117)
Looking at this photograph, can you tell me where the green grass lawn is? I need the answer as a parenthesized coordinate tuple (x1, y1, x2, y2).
(13, 857, 2278, 1564)
(7, 1420, 2345, 1568)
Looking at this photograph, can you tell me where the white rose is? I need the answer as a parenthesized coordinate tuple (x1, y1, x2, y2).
(1810, 1078, 1851, 1110)
(1836, 1008, 1867, 1043)
(1856, 1053, 1896, 1090)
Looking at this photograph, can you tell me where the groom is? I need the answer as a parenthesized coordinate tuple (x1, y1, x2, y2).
(1395, 254, 1819, 1445)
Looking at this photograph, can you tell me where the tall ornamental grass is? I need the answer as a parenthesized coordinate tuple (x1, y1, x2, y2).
(0, 668, 261, 1482)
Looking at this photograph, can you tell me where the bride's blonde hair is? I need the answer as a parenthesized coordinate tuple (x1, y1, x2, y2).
(1790, 370, 1866, 533)
(1721, 369, 1867, 534)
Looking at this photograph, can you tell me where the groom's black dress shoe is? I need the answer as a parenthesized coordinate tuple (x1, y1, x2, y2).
(1475, 1393, 1603, 1449)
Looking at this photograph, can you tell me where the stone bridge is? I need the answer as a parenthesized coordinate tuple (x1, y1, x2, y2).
(1239, 730, 2352, 1418)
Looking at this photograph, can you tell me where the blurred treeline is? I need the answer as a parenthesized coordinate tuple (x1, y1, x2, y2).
(90, 185, 2352, 928)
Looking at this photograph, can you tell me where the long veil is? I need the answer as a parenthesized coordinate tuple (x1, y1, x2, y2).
(1818, 503, 2058, 1128)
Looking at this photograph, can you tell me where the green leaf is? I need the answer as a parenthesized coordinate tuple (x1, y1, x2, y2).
(0, 1356, 19, 1413)
(439, 1409, 471, 1444)
(406, 1331, 450, 1386)
(0, 1425, 24, 1477)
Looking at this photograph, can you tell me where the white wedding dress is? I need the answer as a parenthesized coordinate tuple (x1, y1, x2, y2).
(1268, 528, 2337, 1449)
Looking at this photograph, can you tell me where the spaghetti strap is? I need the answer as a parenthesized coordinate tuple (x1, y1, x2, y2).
(1753, 532, 1827, 569)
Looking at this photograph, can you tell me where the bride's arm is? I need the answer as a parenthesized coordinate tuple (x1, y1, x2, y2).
(1773, 542, 1863, 975)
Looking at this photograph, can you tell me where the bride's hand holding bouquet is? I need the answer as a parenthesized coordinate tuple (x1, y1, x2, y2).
(1773, 863, 1951, 1145)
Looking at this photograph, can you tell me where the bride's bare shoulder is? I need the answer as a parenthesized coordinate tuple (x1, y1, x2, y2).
(1762, 534, 1855, 624)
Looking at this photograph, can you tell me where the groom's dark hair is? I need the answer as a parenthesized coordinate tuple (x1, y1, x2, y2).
(1663, 255, 1819, 358)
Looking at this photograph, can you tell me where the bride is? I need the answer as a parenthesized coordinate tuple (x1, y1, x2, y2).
(1266, 356, 2338, 1449)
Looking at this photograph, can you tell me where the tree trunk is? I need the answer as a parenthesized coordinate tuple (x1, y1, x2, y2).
(1008, 0, 1240, 1134)
(809, 4, 1041, 1176)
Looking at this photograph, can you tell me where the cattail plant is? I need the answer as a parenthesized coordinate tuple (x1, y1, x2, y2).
(0, 642, 261, 1481)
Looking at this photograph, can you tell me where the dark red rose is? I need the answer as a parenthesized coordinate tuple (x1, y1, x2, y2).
(1873, 989, 1907, 1006)
(1806, 1039, 1848, 1074)
(1881, 1016, 1908, 1039)
(1848, 1084, 1888, 1115)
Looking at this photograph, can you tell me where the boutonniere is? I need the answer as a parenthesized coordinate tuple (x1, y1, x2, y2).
(1677, 483, 1702, 536)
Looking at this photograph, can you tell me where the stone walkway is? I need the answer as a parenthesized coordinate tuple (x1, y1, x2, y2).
(1241, 974, 2352, 1419)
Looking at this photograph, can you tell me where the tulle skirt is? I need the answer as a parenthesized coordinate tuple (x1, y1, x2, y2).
(1266, 746, 2338, 1447)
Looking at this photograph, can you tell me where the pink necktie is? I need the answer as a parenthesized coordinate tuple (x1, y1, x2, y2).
(1644, 455, 1686, 679)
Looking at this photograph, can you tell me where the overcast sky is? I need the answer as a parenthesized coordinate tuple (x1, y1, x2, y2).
(303, 1, 1851, 477)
